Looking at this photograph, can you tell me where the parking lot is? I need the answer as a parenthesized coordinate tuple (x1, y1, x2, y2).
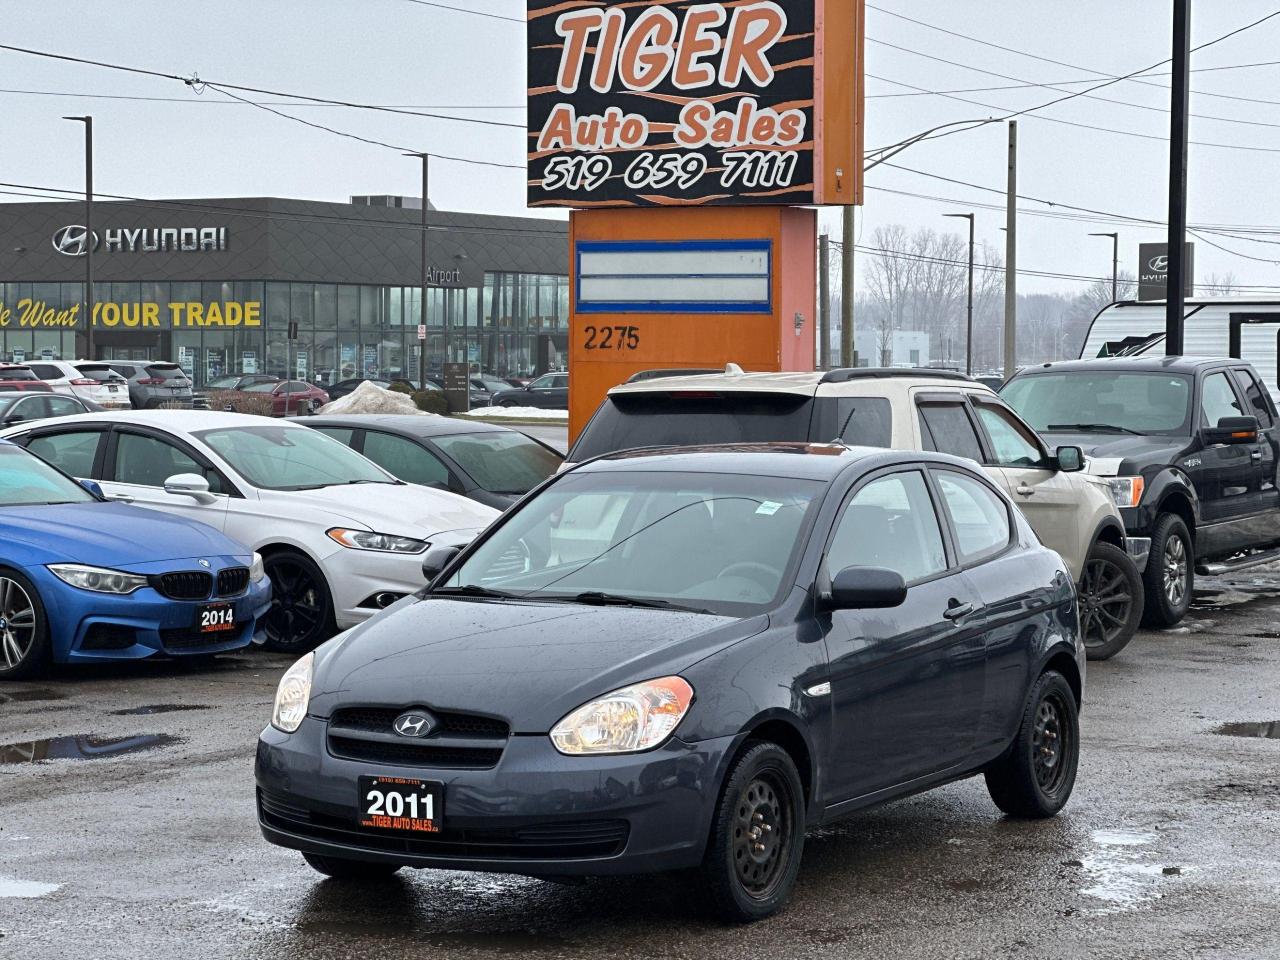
(3, 568, 1277, 960)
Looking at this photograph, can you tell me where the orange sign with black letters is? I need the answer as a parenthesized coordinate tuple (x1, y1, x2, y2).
(528, 0, 863, 207)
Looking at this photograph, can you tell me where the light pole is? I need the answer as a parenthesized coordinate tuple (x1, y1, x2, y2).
(944, 213, 975, 375)
(404, 152, 430, 388)
(63, 115, 94, 359)
(1089, 232, 1119, 302)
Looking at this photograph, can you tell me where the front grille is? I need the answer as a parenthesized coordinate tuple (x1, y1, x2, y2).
(159, 625, 241, 651)
(258, 789, 628, 860)
(327, 705, 509, 769)
(153, 571, 212, 601)
(216, 567, 250, 596)
(331, 707, 509, 739)
(328, 737, 503, 769)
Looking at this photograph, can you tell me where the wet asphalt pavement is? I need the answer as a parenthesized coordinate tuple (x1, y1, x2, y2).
(2, 572, 1280, 959)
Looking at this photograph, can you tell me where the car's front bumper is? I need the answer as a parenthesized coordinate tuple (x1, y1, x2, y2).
(256, 718, 736, 876)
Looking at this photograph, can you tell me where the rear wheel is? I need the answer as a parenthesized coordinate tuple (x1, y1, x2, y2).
(261, 551, 336, 653)
(302, 852, 402, 880)
(985, 670, 1079, 818)
(0, 569, 49, 680)
(1078, 541, 1143, 660)
(1142, 513, 1193, 628)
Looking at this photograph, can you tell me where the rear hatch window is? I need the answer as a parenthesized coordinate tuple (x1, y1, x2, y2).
(0, 366, 37, 380)
(144, 364, 189, 382)
(75, 364, 126, 383)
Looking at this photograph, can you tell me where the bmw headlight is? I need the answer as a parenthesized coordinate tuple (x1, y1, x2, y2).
(550, 676, 694, 755)
(249, 552, 266, 583)
(326, 528, 427, 554)
(47, 563, 148, 594)
(1108, 476, 1145, 508)
(271, 652, 314, 733)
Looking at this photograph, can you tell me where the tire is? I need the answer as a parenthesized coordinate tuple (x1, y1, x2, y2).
(261, 551, 336, 654)
(1142, 513, 1193, 628)
(699, 741, 806, 923)
(302, 852, 402, 880)
(499, 399, 519, 408)
(1078, 541, 1144, 661)
(0, 568, 51, 680)
(985, 670, 1079, 818)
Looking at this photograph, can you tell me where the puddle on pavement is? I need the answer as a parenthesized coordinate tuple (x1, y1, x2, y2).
(109, 704, 210, 716)
(1212, 721, 1280, 739)
(1077, 830, 1176, 914)
(0, 688, 69, 704)
(0, 733, 182, 764)
(0, 876, 61, 898)
(1191, 584, 1280, 610)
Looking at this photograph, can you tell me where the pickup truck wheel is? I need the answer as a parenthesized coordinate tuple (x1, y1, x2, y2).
(1078, 542, 1143, 660)
(1142, 513, 1193, 628)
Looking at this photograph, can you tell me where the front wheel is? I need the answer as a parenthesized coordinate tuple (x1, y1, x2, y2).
(699, 742, 805, 922)
(261, 551, 336, 653)
(302, 852, 402, 880)
(1078, 541, 1144, 660)
(985, 670, 1080, 818)
(1142, 513, 1193, 628)
(0, 568, 50, 680)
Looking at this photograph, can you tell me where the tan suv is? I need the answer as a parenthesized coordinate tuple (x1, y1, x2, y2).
(567, 366, 1147, 659)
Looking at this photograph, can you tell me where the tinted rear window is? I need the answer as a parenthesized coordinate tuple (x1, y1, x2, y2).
(569, 392, 815, 461)
(0, 367, 36, 380)
(145, 364, 186, 380)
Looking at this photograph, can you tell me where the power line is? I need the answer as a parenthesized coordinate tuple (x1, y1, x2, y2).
(0, 86, 524, 108)
(401, 0, 523, 23)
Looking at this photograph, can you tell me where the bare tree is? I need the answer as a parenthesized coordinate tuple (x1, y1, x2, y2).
(1199, 272, 1240, 297)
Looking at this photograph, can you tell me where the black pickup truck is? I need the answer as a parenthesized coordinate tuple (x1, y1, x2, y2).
(1002, 356, 1280, 627)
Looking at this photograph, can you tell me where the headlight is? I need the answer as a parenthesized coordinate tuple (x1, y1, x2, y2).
(272, 652, 314, 733)
(47, 563, 147, 594)
(249, 552, 266, 582)
(550, 676, 694, 755)
(1108, 476, 1145, 508)
(326, 528, 428, 553)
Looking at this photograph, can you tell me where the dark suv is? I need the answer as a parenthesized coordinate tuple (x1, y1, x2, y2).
(1002, 356, 1280, 626)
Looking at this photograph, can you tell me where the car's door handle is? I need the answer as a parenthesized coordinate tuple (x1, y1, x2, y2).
(107, 494, 134, 503)
(943, 600, 974, 620)
(1015, 484, 1036, 497)
(1252, 450, 1263, 461)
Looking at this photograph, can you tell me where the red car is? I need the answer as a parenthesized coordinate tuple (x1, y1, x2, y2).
(236, 378, 330, 416)
(0, 364, 53, 393)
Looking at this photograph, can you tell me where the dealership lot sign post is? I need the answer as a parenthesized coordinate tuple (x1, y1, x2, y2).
(528, 0, 864, 436)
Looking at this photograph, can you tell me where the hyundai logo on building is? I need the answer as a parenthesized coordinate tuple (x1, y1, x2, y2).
(51, 224, 99, 257)
(1148, 255, 1169, 273)
(392, 711, 436, 738)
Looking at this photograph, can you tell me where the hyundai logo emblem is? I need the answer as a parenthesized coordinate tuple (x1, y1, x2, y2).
(52, 224, 100, 257)
(392, 711, 435, 738)
(1148, 255, 1169, 273)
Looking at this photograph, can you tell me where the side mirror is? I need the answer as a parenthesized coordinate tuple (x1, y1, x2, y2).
(3, 414, 25, 425)
(164, 472, 218, 505)
(1054, 445, 1085, 472)
(421, 544, 462, 583)
(1204, 415, 1259, 445)
(80, 478, 104, 498)
(825, 566, 907, 610)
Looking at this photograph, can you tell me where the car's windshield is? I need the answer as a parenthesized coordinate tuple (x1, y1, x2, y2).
(243, 382, 279, 394)
(1002, 372, 1194, 435)
(196, 424, 394, 490)
(0, 443, 94, 506)
(433, 431, 563, 494)
(443, 469, 822, 616)
(205, 376, 241, 389)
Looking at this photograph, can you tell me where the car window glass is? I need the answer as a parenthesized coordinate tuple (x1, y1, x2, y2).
(935, 471, 1011, 563)
(0, 443, 95, 506)
(834, 397, 892, 447)
(114, 432, 223, 493)
(974, 403, 1043, 467)
(918, 402, 985, 462)
(1002, 372, 1194, 435)
(4, 397, 46, 422)
(45, 396, 84, 417)
(206, 376, 240, 389)
(530, 375, 553, 389)
(198, 424, 390, 490)
(25, 430, 101, 478)
(434, 431, 563, 494)
(825, 471, 947, 584)
(553, 375, 569, 388)
(312, 426, 355, 446)
(244, 382, 278, 393)
(362, 431, 450, 487)
(1235, 369, 1274, 427)
(286, 381, 310, 393)
(28, 364, 62, 380)
(1200, 372, 1242, 427)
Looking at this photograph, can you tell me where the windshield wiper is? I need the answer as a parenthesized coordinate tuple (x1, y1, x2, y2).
(562, 591, 712, 614)
(430, 584, 519, 600)
(1046, 422, 1143, 435)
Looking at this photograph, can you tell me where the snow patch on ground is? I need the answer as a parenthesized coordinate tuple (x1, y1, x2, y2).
(461, 406, 568, 420)
(318, 381, 434, 416)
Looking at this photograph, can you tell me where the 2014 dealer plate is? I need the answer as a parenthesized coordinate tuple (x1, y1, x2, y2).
(198, 602, 235, 633)
(358, 776, 443, 833)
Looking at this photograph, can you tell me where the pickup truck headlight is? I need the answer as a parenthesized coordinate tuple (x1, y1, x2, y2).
(271, 652, 314, 733)
(47, 563, 148, 594)
(550, 677, 694, 755)
(326, 528, 428, 554)
(1107, 476, 1145, 508)
(249, 552, 266, 583)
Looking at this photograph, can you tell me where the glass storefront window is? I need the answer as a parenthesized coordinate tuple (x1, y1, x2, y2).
(290, 283, 314, 332)
(314, 285, 337, 328)
(337, 286, 359, 330)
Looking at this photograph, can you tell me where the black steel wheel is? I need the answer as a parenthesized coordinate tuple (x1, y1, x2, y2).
(1142, 513, 1193, 628)
(1078, 541, 1143, 660)
(262, 552, 335, 653)
(700, 741, 805, 922)
(302, 852, 402, 880)
(0, 568, 50, 680)
(985, 670, 1079, 818)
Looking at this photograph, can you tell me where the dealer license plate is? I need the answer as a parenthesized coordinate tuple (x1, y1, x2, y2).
(197, 602, 235, 634)
(107, 384, 119, 392)
(358, 776, 442, 833)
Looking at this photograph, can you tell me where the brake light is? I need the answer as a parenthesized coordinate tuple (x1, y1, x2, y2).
(69, 378, 98, 386)
(137, 378, 165, 385)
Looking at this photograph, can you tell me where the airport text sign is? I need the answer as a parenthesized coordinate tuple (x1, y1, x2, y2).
(527, 0, 863, 208)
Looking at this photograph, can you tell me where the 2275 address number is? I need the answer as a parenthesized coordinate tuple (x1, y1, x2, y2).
(583, 325, 640, 350)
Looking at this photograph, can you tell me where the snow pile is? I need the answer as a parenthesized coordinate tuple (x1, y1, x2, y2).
(461, 406, 569, 421)
(318, 381, 433, 416)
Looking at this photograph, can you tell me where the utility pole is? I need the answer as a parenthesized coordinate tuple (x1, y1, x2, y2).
(405, 152, 430, 386)
(1166, 0, 1191, 356)
(818, 233, 830, 369)
(1089, 232, 1120, 302)
(944, 213, 975, 375)
(841, 206, 855, 367)
(64, 115, 94, 360)
(1003, 120, 1017, 377)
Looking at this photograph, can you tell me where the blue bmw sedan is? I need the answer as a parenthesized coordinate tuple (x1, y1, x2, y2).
(0, 440, 272, 678)
(257, 444, 1083, 921)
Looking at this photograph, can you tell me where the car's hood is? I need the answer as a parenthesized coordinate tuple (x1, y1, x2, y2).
(0, 501, 245, 565)
(1039, 431, 1190, 476)
(308, 597, 758, 732)
(256, 482, 498, 538)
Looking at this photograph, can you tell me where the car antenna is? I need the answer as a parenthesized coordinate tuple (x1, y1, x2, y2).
(724, 362, 745, 376)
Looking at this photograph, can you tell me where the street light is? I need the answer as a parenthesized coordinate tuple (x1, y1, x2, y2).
(944, 212, 975, 375)
(1089, 232, 1120, 303)
(404, 152, 429, 389)
(63, 115, 93, 360)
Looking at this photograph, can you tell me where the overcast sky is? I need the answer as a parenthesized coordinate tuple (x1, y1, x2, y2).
(3, 0, 1280, 296)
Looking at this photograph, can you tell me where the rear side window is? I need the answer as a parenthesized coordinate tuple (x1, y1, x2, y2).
(833, 397, 892, 447)
(569, 392, 814, 461)
(934, 470, 1011, 564)
(28, 364, 63, 380)
(918, 402, 985, 463)
(362, 431, 450, 487)
(25, 430, 103, 478)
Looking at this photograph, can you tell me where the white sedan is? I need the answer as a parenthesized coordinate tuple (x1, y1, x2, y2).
(0, 411, 498, 652)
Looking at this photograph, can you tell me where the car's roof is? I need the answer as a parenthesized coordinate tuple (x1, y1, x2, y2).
(607, 367, 976, 396)
(1016, 356, 1230, 376)
(305, 414, 509, 437)
(10, 410, 312, 432)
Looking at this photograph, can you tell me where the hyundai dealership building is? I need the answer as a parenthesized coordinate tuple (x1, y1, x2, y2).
(0, 196, 568, 386)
